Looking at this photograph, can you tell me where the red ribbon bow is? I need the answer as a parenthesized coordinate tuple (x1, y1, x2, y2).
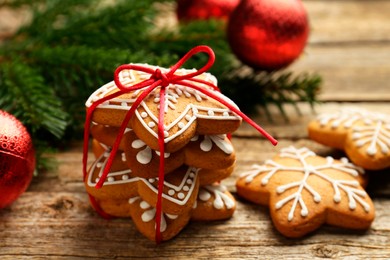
(83, 45, 277, 244)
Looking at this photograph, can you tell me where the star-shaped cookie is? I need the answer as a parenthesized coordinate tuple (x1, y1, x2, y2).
(236, 146, 375, 238)
(308, 107, 390, 170)
(86, 64, 242, 152)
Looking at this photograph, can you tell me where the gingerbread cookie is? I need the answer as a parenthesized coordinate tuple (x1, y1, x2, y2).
(85, 149, 138, 200)
(192, 183, 236, 221)
(96, 198, 132, 218)
(85, 64, 242, 153)
(236, 146, 375, 238)
(129, 196, 192, 242)
(308, 107, 390, 170)
(137, 166, 200, 215)
(91, 124, 236, 178)
(198, 165, 234, 186)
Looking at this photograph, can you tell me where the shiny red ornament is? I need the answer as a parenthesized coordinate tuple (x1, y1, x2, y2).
(227, 0, 309, 71)
(0, 110, 35, 208)
(177, 0, 240, 21)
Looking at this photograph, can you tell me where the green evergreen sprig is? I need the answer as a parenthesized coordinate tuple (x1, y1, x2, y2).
(0, 0, 321, 170)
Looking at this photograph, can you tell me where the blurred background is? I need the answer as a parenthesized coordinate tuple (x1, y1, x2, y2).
(0, 0, 389, 169)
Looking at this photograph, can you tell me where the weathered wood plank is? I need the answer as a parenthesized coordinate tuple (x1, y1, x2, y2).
(0, 191, 388, 259)
(235, 102, 390, 138)
(305, 0, 390, 44)
(291, 45, 390, 101)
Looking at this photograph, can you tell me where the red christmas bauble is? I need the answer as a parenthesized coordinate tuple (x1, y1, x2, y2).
(177, 0, 240, 21)
(0, 110, 35, 208)
(227, 0, 309, 71)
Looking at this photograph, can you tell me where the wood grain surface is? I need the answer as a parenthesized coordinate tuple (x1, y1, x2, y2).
(0, 0, 389, 259)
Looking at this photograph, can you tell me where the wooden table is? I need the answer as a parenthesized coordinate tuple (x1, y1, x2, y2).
(1, 1, 389, 259)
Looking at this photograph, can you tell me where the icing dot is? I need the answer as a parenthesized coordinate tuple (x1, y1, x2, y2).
(122, 175, 129, 180)
(186, 179, 193, 185)
(208, 110, 215, 116)
(314, 195, 321, 203)
(95, 178, 100, 183)
(148, 122, 156, 128)
(140, 201, 150, 209)
(96, 162, 102, 168)
(276, 187, 284, 194)
(223, 111, 229, 117)
(183, 186, 189, 191)
(189, 172, 195, 178)
(168, 189, 175, 196)
(154, 97, 159, 103)
(185, 115, 192, 121)
(121, 153, 126, 162)
(103, 152, 110, 158)
(333, 194, 341, 203)
(121, 102, 127, 107)
(164, 131, 169, 137)
(178, 122, 185, 129)
(148, 178, 155, 183)
(107, 177, 115, 182)
(177, 193, 185, 199)
(301, 208, 308, 217)
(141, 112, 148, 118)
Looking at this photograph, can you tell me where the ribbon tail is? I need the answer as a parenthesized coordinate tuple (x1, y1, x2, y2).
(83, 91, 126, 181)
(183, 83, 278, 145)
(95, 83, 161, 189)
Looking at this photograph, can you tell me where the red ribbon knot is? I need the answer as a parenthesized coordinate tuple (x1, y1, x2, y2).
(83, 45, 277, 244)
(151, 68, 170, 88)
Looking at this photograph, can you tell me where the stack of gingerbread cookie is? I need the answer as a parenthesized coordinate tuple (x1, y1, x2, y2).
(84, 64, 241, 242)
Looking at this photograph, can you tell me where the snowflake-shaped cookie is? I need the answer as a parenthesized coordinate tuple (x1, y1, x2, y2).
(308, 107, 390, 170)
(236, 146, 375, 238)
(86, 64, 241, 152)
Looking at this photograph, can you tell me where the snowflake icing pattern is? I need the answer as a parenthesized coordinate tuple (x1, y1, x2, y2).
(240, 147, 370, 222)
(351, 116, 390, 156)
(316, 107, 390, 156)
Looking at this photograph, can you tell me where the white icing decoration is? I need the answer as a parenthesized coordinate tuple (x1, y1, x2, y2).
(352, 120, 390, 156)
(130, 197, 178, 232)
(87, 151, 137, 187)
(240, 146, 369, 222)
(139, 167, 199, 206)
(85, 65, 241, 146)
(198, 184, 235, 210)
(132, 138, 170, 164)
(316, 107, 370, 128)
(199, 135, 233, 154)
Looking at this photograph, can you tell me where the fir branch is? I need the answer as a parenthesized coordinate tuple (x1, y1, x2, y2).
(219, 69, 321, 120)
(0, 60, 68, 138)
